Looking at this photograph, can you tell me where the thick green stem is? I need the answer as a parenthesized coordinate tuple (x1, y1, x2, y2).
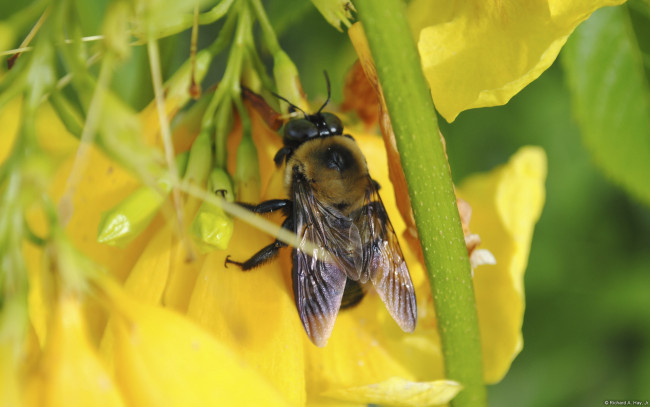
(354, 1, 487, 406)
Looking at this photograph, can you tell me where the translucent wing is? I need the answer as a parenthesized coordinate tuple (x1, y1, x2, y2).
(355, 178, 417, 332)
(291, 175, 363, 346)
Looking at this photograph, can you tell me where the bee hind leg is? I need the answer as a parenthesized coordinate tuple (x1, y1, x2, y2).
(225, 216, 294, 271)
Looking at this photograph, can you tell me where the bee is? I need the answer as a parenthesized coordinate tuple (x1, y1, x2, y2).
(226, 74, 417, 347)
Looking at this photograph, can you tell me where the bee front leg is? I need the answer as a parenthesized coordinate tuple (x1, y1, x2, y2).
(225, 216, 294, 271)
(238, 199, 292, 215)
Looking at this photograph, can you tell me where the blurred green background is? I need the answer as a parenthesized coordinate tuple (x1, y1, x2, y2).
(2, 0, 649, 405)
(447, 62, 650, 406)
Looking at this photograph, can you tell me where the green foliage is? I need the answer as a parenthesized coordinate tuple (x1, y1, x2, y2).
(562, 3, 650, 206)
(444, 51, 650, 407)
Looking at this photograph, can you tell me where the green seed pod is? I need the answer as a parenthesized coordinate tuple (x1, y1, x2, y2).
(49, 91, 84, 138)
(183, 130, 212, 186)
(234, 135, 260, 203)
(97, 152, 188, 247)
(96, 186, 165, 247)
(190, 168, 234, 253)
(208, 167, 235, 202)
(272, 50, 308, 114)
(214, 100, 233, 169)
(165, 49, 213, 108)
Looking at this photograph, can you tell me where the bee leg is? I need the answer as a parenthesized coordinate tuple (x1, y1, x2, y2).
(274, 147, 292, 167)
(225, 217, 294, 271)
(224, 241, 287, 270)
(238, 199, 292, 216)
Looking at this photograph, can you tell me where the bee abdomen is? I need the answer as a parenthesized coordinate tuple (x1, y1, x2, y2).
(340, 278, 365, 310)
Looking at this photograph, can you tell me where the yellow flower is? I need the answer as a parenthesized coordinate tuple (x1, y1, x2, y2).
(98, 276, 290, 407)
(1, 97, 295, 407)
(407, 0, 626, 122)
(457, 146, 547, 383)
(2, 81, 545, 405)
(25, 294, 125, 407)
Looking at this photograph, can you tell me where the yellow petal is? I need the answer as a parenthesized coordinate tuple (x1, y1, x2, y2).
(186, 220, 307, 406)
(0, 297, 38, 407)
(410, 0, 626, 121)
(163, 196, 207, 312)
(52, 145, 157, 284)
(184, 118, 304, 405)
(0, 341, 25, 407)
(2, 97, 158, 299)
(121, 222, 172, 303)
(457, 146, 547, 383)
(31, 295, 126, 407)
(102, 281, 289, 407)
(24, 241, 50, 348)
(162, 238, 205, 312)
(101, 197, 203, 368)
(305, 311, 415, 397)
(0, 99, 78, 165)
(50, 145, 163, 343)
(0, 98, 19, 165)
(321, 377, 461, 407)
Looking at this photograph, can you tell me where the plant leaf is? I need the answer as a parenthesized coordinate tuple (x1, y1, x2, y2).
(562, 4, 650, 206)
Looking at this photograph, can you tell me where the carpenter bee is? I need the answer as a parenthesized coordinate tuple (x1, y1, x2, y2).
(226, 74, 417, 347)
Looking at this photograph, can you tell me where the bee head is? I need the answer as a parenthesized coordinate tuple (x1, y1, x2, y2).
(283, 112, 343, 141)
(274, 71, 343, 143)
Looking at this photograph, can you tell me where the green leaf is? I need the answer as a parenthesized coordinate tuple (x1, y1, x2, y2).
(562, 4, 650, 206)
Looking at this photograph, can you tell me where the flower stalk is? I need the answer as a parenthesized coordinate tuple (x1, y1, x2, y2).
(354, 0, 487, 406)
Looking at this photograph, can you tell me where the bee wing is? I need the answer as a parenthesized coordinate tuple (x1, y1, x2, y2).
(355, 178, 417, 333)
(292, 248, 347, 347)
(292, 177, 363, 346)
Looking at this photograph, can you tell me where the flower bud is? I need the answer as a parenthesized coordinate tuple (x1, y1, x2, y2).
(234, 135, 260, 203)
(310, 0, 355, 32)
(190, 168, 234, 253)
(273, 50, 308, 113)
(97, 152, 188, 247)
(183, 130, 212, 186)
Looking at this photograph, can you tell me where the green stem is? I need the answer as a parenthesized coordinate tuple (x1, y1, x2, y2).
(249, 0, 281, 54)
(354, 1, 487, 406)
(202, 1, 252, 168)
(136, 0, 235, 41)
(197, 0, 236, 25)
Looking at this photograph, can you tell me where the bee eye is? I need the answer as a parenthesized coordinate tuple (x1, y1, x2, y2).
(321, 112, 343, 135)
(285, 119, 319, 141)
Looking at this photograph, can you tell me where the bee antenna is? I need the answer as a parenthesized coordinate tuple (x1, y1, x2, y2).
(271, 91, 308, 118)
(317, 70, 331, 114)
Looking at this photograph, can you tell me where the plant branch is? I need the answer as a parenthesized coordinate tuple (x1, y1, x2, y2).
(354, 0, 487, 406)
